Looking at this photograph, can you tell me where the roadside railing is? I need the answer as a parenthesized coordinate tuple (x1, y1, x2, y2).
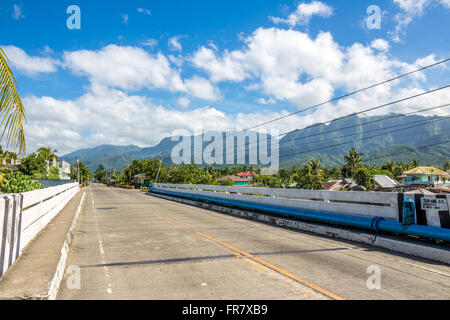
(152, 183, 401, 220)
(0, 183, 79, 278)
(151, 183, 450, 229)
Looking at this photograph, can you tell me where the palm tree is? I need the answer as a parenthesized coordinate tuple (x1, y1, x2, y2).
(305, 159, 325, 189)
(344, 147, 364, 178)
(37, 146, 58, 161)
(409, 160, 420, 169)
(0, 48, 26, 154)
(296, 159, 325, 190)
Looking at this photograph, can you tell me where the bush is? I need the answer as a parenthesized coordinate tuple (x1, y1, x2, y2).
(48, 166, 60, 180)
(0, 167, 12, 175)
(353, 168, 373, 190)
(1, 172, 44, 193)
(221, 179, 235, 186)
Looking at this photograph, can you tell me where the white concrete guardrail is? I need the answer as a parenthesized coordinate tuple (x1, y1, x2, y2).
(152, 184, 450, 229)
(0, 183, 79, 278)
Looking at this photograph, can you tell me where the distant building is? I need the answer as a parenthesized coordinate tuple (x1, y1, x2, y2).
(60, 160, 71, 180)
(321, 179, 358, 191)
(133, 174, 152, 187)
(400, 166, 449, 188)
(373, 175, 398, 192)
(46, 159, 71, 180)
(321, 181, 341, 191)
(236, 171, 259, 181)
(218, 175, 249, 186)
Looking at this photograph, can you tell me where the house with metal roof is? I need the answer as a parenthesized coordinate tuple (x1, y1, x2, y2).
(373, 175, 399, 191)
(400, 166, 449, 188)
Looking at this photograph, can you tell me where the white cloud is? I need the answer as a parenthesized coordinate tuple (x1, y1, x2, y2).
(371, 39, 390, 52)
(270, 1, 333, 27)
(63, 44, 220, 101)
(190, 26, 447, 111)
(168, 54, 184, 67)
(184, 76, 222, 101)
(25, 80, 449, 156)
(141, 38, 158, 48)
(177, 97, 190, 108)
(192, 28, 344, 105)
(257, 97, 276, 105)
(440, 0, 450, 8)
(137, 8, 151, 15)
(12, 4, 24, 20)
(390, 0, 450, 42)
(393, 0, 431, 14)
(1, 45, 58, 75)
(63, 44, 185, 92)
(22, 85, 305, 155)
(41, 45, 54, 55)
(190, 46, 248, 82)
(168, 36, 183, 51)
(207, 40, 218, 51)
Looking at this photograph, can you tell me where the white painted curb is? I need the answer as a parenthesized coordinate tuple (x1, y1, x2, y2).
(149, 192, 450, 265)
(47, 191, 86, 300)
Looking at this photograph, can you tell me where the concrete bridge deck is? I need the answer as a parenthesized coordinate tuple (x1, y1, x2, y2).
(56, 184, 450, 300)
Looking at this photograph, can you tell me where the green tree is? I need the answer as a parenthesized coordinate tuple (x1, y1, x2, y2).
(221, 179, 234, 186)
(353, 168, 373, 190)
(37, 146, 58, 161)
(295, 159, 325, 190)
(18, 152, 47, 179)
(343, 147, 364, 178)
(0, 48, 26, 153)
(94, 164, 107, 183)
(48, 166, 60, 180)
(409, 160, 420, 169)
(444, 160, 450, 171)
(324, 166, 343, 180)
(78, 162, 93, 182)
(1, 172, 43, 193)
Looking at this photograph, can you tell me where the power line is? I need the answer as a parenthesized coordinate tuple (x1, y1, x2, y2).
(221, 85, 449, 159)
(364, 140, 450, 162)
(273, 91, 449, 140)
(279, 116, 449, 159)
(245, 58, 449, 131)
(272, 103, 449, 149)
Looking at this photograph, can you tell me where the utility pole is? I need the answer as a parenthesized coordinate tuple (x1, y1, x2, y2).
(76, 157, 80, 184)
(129, 163, 133, 184)
(155, 152, 165, 184)
(163, 164, 173, 183)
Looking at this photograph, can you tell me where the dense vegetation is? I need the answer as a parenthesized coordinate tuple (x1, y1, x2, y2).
(95, 147, 448, 190)
(0, 146, 93, 193)
(0, 172, 43, 193)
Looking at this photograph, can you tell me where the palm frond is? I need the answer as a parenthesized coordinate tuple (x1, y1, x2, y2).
(0, 47, 26, 154)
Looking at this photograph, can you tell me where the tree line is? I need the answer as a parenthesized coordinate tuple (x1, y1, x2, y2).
(93, 147, 449, 190)
(0, 146, 93, 193)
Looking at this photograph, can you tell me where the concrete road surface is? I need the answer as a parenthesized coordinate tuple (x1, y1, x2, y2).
(57, 184, 450, 300)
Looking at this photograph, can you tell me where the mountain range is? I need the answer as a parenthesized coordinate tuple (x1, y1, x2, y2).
(61, 114, 450, 172)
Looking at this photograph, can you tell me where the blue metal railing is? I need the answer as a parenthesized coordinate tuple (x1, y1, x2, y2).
(149, 187, 450, 242)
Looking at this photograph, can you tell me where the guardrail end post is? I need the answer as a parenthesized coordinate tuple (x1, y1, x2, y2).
(402, 199, 416, 226)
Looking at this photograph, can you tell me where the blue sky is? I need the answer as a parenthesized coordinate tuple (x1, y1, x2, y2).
(0, 0, 449, 154)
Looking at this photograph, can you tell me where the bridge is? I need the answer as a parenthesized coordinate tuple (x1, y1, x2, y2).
(0, 183, 449, 300)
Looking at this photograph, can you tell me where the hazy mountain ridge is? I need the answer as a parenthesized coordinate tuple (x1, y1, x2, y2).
(61, 114, 450, 171)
